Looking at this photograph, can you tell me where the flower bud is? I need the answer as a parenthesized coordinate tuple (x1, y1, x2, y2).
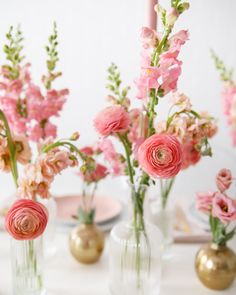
(70, 132, 80, 141)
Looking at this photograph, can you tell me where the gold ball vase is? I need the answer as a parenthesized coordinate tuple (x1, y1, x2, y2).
(69, 223, 105, 264)
(195, 243, 236, 290)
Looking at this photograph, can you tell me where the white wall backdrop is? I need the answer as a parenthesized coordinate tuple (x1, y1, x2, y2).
(0, 0, 236, 201)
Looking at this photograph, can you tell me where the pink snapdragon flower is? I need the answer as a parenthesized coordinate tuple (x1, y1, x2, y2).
(98, 138, 124, 176)
(5, 199, 48, 240)
(94, 105, 130, 136)
(158, 54, 182, 95)
(138, 134, 183, 179)
(140, 27, 158, 49)
(212, 192, 236, 224)
(0, 64, 68, 142)
(17, 148, 78, 199)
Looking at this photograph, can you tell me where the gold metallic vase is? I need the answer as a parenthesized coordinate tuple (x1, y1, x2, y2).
(69, 223, 105, 264)
(195, 243, 236, 290)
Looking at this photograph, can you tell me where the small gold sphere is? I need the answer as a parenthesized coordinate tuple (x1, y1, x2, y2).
(69, 223, 105, 264)
(195, 243, 236, 290)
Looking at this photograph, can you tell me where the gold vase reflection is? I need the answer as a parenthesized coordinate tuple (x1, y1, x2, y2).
(69, 223, 105, 264)
(195, 243, 236, 290)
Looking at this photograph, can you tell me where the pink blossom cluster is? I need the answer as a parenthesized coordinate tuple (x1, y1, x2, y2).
(196, 169, 236, 224)
(221, 82, 236, 146)
(78, 145, 109, 183)
(156, 92, 217, 170)
(135, 28, 189, 99)
(98, 138, 125, 176)
(0, 64, 68, 142)
(17, 147, 78, 199)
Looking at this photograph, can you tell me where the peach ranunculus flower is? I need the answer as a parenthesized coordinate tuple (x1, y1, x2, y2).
(195, 191, 215, 214)
(138, 134, 183, 179)
(216, 168, 232, 193)
(5, 199, 48, 240)
(212, 192, 236, 224)
(94, 105, 130, 137)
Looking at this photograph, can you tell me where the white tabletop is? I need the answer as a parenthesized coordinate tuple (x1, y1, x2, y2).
(0, 231, 236, 295)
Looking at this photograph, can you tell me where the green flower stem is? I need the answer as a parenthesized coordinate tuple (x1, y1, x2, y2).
(42, 140, 87, 161)
(117, 133, 134, 185)
(0, 109, 18, 187)
(160, 178, 175, 209)
(210, 215, 236, 246)
(147, 27, 172, 138)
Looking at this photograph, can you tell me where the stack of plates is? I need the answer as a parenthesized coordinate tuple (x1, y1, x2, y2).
(55, 195, 123, 232)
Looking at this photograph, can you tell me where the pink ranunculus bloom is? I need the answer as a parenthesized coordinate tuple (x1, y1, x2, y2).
(181, 140, 201, 170)
(196, 191, 215, 214)
(216, 168, 232, 193)
(5, 199, 48, 240)
(94, 105, 130, 136)
(81, 163, 108, 183)
(138, 134, 183, 179)
(140, 26, 158, 49)
(212, 192, 236, 224)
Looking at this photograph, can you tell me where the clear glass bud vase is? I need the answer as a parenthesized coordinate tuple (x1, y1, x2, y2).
(145, 181, 175, 258)
(109, 183, 162, 295)
(11, 237, 45, 295)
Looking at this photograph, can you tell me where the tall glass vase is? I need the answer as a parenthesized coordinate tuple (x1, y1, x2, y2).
(11, 237, 45, 295)
(145, 179, 175, 258)
(109, 183, 162, 295)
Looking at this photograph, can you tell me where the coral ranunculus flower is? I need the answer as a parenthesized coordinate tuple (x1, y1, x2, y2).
(94, 105, 130, 136)
(5, 199, 48, 240)
(138, 134, 183, 179)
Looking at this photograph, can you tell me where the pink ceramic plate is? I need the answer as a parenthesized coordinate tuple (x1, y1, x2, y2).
(55, 195, 122, 225)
